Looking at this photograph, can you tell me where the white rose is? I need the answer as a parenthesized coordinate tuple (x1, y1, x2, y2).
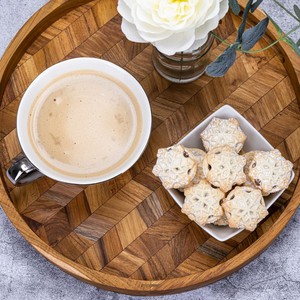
(118, 0, 229, 55)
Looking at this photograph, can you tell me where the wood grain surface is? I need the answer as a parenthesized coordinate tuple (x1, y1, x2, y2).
(0, 0, 299, 295)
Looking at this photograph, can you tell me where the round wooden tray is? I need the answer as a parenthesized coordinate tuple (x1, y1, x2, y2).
(0, 0, 299, 295)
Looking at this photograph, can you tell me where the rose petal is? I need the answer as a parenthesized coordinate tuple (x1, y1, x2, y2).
(134, 6, 170, 35)
(123, 0, 135, 7)
(117, 0, 134, 23)
(155, 0, 197, 29)
(196, 0, 219, 27)
(202, 0, 220, 22)
(119, 0, 229, 56)
(121, 19, 147, 43)
(154, 31, 196, 55)
(219, 0, 229, 19)
(195, 0, 229, 40)
(185, 35, 209, 53)
(195, 16, 219, 40)
(138, 29, 173, 43)
(191, 0, 211, 27)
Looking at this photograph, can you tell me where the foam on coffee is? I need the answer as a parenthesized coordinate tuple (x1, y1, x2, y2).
(28, 70, 142, 178)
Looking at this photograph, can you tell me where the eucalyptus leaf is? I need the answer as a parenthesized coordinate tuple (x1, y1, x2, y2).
(229, 0, 241, 15)
(242, 17, 269, 51)
(206, 45, 238, 77)
(293, 4, 300, 20)
(237, 0, 254, 42)
(206, 0, 300, 77)
(251, 0, 264, 13)
(283, 36, 300, 56)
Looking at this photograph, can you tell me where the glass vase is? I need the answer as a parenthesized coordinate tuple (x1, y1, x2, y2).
(152, 33, 214, 84)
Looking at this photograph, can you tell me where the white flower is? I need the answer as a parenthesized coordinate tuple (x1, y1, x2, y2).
(118, 0, 229, 55)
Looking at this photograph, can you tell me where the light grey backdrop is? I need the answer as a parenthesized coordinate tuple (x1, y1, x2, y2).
(0, 1, 299, 299)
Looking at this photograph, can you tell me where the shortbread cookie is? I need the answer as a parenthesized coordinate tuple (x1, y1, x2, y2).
(248, 149, 293, 195)
(243, 151, 262, 189)
(222, 186, 268, 231)
(202, 145, 247, 192)
(213, 212, 229, 226)
(242, 151, 269, 196)
(200, 117, 247, 152)
(187, 148, 206, 185)
(152, 144, 197, 189)
(182, 180, 225, 226)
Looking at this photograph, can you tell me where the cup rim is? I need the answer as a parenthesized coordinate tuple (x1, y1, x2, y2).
(17, 57, 152, 185)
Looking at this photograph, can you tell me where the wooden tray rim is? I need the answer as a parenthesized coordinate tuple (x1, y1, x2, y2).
(0, 0, 299, 295)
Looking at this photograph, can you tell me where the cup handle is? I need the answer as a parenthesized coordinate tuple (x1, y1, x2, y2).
(6, 156, 44, 185)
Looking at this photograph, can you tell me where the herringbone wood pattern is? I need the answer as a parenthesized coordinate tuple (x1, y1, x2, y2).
(0, 0, 299, 294)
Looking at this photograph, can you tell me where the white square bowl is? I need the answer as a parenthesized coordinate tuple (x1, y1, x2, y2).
(168, 105, 295, 242)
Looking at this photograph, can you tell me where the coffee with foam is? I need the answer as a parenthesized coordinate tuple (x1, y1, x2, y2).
(28, 70, 142, 178)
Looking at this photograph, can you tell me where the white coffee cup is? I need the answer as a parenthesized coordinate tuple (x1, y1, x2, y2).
(7, 58, 152, 185)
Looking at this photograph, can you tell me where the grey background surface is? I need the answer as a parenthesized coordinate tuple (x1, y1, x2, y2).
(0, 1, 299, 299)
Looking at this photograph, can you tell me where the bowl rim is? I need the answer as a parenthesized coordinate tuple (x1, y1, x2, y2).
(167, 104, 295, 242)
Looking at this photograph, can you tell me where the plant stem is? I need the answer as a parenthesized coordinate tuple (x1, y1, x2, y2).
(211, 32, 232, 46)
(244, 23, 300, 54)
(241, 39, 281, 53)
(212, 22, 300, 55)
(272, 0, 300, 22)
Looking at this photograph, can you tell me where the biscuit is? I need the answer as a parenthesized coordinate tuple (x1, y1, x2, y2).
(213, 211, 228, 226)
(243, 151, 262, 189)
(248, 149, 293, 195)
(200, 117, 246, 152)
(186, 148, 206, 185)
(152, 144, 197, 189)
(222, 186, 268, 231)
(202, 145, 247, 192)
(182, 180, 225, 226)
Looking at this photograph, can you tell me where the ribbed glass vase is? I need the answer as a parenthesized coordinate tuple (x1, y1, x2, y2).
(152, 33, 214, 84)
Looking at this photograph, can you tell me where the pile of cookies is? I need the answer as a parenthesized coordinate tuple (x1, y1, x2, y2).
(153, 117, 293, 232)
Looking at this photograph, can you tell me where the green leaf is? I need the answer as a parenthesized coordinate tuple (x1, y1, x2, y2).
(283, 36, 300, 56)
(206, 45, 238, 77)
(297, 39, 300, 47)
(251, 0, 264, 12)
(229, 0, 241, 15)
(294, 4, 300, 20)
(242, 17, 269, 51)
